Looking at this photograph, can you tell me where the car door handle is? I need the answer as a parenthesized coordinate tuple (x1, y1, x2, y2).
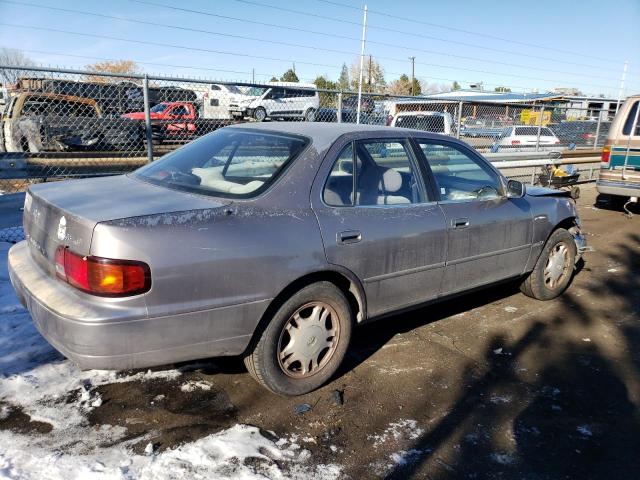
(452, 218, 469, 229)
(338, 230, 362, 245)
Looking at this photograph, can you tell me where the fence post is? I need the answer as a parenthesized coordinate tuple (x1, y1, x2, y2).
(535, 105, 545, 152)
(142, 74, 154, 162)
(337, 91, 343, 124)
(456, 101, 463, 139)
(593, 109, 603, 150)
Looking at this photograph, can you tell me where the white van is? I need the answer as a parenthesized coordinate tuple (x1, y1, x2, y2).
(390, 111, 454, 135)
(202, 83, 258, 120)
(230, 82, 319, 122)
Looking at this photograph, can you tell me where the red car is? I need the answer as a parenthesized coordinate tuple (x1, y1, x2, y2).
(123, 102, 197, 140)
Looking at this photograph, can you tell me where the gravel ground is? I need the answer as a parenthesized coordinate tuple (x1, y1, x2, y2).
(1, 185, 639, 479)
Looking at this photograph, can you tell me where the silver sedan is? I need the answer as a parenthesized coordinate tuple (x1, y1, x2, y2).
(8, 123, 586, 395)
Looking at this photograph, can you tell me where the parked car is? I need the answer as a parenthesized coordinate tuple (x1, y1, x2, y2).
(2, 92, 143, 152)
(494, 126, 561, 152)
(597, 94, 640, 201)
(8, 123, 586, 395)
(122, 101, 198, 140)
(229, 82, 319, 121)
(390, 111, 455, 135)
(342, 95, 376, 114)
(203, 83, 258, 120)
(460, 116, 513, 138)
(551, 121, 610, 148)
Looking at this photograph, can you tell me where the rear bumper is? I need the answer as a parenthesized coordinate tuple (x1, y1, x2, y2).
(8, 241, 269, 370)
(596, 179, 640, 197)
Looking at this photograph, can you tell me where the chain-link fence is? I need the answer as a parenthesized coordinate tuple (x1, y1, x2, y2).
(0, 65, 609, 196)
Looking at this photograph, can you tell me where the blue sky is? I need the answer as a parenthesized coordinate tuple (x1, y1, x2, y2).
(1, 0, 639, 96)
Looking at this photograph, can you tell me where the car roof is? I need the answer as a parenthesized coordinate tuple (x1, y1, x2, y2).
(226, 121, 459, 148)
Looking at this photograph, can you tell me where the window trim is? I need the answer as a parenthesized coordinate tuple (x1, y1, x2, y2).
(412, 138, 507, 203)
(321, 137, 433, 209)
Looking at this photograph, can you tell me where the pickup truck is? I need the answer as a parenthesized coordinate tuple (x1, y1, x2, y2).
(122, 101, 236, 142)
(122, 102, 197, 140)
(1, 92, 143, 153)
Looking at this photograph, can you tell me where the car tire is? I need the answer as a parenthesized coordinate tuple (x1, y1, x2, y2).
(520, 228, 576, 301)
(304, 108, 316, 122)
(244, 281, 353, 396)
(254, 107, 267, 122)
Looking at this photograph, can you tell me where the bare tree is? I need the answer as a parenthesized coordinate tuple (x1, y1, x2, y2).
(84, 60, 143, 84)
(0, 48, 36, 85)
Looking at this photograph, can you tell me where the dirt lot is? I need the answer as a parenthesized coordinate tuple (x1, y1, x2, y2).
(1, 185, 639, 479)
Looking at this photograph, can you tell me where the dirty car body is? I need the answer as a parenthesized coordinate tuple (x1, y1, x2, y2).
(8, 123, 585, 392)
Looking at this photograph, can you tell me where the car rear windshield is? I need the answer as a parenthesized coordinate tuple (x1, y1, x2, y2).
(133, 129, 309, 198)
(395, 115, 445, 132)
(515, 127, 554, 136)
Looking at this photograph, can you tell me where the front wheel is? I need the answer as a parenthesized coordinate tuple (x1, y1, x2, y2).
(244, 282, 353, 396)
(253, 107, 267, 122)
(304, 108, 316, 122)
(520, 228, 577, 300)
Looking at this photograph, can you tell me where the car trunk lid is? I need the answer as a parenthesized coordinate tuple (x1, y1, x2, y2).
(23, 174, 231, 275)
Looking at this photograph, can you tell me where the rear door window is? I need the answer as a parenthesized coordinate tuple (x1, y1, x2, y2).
(622, 101, 640, 136)
(323, 140, 427, 206)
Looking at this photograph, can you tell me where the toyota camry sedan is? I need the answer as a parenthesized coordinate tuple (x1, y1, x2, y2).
(8, 123, 586, 395)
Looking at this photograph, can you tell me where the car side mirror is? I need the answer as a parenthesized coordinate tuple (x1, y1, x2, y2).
(506, 179, 526, 198)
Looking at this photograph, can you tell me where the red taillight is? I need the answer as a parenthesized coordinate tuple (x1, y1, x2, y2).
(601, 146, 611, 164)
(555, 140, 561, 144)
(55, 247, 151, 297)
(387, 115, 393, 126)
(511, 140, 521, 145)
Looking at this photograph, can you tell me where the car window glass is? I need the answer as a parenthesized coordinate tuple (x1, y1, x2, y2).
(323, 144, 354, 206)
(355, 140, 424, 206)
(418, 142, 502, 201)
(173, 106, 189, 116)
(135, 130, 308, 198)
(395, 115, 445, 133)
(622, 101, 639, 136)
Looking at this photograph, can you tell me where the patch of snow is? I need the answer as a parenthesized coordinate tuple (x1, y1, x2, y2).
(504, 306, 518, 313)
(0, 243, 341, 479)
(607, 268, 618, 273)
(490, 452, 516, 465)
(180, 380, 212, 392)
(576, 425, 593, 437)
(582, 338, 591, 342)
(390, 448, 422, 466)
(489, 394, 512, 404)
(368, 419, 424, 448)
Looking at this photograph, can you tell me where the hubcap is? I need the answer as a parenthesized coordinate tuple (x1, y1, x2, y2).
(544, 242, 570, 289)
(277, 302, 340, 378)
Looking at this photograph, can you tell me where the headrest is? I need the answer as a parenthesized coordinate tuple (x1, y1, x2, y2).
(380, 169, 402, 193)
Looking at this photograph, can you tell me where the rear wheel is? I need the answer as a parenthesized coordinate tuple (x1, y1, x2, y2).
(253, 107, 267, 122)
(244, 282, 353, 396)
(520, 228, 576, 300)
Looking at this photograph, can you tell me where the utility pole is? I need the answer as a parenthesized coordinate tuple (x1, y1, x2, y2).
(409, 56, 416, 96)
(356, 4, 368, 124)
(292, 62, 296, 74)
(368, 55, 372, 93)
(615, 60, 628, 115)
(252, 68, 255, 83)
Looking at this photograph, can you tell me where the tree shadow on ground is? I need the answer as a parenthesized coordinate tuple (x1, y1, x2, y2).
(383, 232, 640, 480)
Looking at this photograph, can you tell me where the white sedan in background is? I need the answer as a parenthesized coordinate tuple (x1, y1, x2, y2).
(495, 126, 561, 152)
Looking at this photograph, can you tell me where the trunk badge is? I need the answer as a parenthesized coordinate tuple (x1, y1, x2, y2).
(57, 216, 67, 241)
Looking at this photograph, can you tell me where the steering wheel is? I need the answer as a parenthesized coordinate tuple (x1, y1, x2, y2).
(168, 170, 201, 186)
(472, 185, 499, 199)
